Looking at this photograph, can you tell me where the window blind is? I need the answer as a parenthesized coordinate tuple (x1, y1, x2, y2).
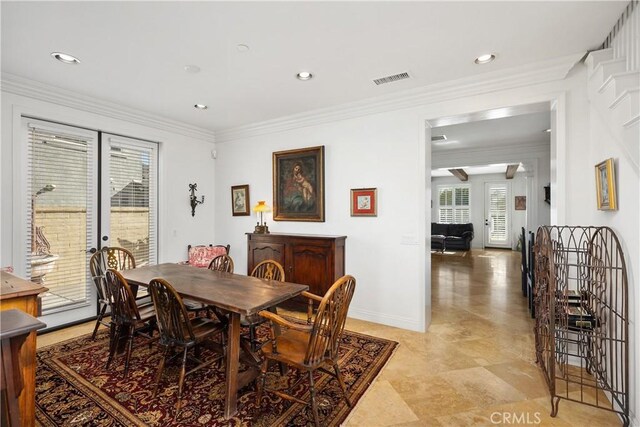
(107, 135, 158, 270)
(26, 122, 97, 314)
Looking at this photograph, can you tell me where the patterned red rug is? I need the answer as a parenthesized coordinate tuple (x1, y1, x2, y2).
(35, 323, 397, 426)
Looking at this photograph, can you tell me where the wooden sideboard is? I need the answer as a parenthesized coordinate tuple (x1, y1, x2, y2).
(0, 272, 48, 427)
(246, 233, 346, 310)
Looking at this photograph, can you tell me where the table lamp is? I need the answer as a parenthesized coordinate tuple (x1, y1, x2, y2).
(253, 201, 272, 234)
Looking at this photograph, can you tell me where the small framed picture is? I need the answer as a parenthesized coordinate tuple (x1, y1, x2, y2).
(351, 188, 377, 216)
(595, 158, 617, 210)
(231, 185, 250, 216)
(514, 196, 526, 210)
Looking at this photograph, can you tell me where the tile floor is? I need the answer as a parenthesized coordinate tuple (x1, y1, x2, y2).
(37, 249, 623, 426)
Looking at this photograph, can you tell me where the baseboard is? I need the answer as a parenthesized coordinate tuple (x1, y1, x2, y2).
(348, 307, 424, 332)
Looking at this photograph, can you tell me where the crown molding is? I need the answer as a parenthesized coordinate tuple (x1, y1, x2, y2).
(1, 73, 216, 142)
(215, 52, 583, 143)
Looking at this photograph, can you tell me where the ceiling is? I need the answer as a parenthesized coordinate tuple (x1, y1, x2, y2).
(432, 110, 551, 152)
(430, 106, 550, 177)
(1, 2, 625, 133)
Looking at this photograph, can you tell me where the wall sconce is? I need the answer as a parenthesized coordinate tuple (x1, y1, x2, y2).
(189, 183, 204, 217)
(252, 200, 272, 233)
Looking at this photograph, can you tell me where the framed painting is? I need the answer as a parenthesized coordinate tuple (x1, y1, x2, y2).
(514, 196, 526, 210)
(231, 184, 250, 216)
(351, 188, 377, 216)
(595, 158, 617, 210)
(273, 146, 325, 222)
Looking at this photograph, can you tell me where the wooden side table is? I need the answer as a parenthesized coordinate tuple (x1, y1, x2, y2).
(1, 309, 46, 427)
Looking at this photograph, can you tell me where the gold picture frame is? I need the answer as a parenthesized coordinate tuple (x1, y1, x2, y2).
(231, 184, 250, 216)
(595, 158, 617, 210)
(272, 146, 325, 222)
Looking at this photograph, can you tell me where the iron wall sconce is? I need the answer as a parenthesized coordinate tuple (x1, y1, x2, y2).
(189, 183, 204, 217)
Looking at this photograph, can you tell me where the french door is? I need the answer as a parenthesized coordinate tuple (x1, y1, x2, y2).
(484, 182, 511, 248)
(24, 118, 157, 329)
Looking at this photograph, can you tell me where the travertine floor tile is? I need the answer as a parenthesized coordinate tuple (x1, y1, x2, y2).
(344, 380, 419, 426)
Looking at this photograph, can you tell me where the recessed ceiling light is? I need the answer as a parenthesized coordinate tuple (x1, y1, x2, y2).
(194, 104, 208, 110)
(51, 52, 80, 64)
(296, 71, 313, 81)
(236, 44, 250, 52)
(184, 65, 201, 73)
(474, 53, 496, 65)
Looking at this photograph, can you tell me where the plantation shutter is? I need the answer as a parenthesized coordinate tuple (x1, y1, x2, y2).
(438, 185, 470, 224)
(26, 121, 97, 313)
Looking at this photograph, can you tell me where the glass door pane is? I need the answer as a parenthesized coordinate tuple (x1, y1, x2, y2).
(25, 118, 98, 327)
(101, 134, 158, 271)
(484, 182, 511, 248)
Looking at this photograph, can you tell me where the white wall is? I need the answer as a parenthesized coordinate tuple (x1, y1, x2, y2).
(214, 108, 428, 332)
(431, 172, 527, 250)
(0, 91, 217, 273)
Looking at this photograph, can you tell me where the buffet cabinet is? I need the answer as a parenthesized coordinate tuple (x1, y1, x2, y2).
(246, 233, 346, 310)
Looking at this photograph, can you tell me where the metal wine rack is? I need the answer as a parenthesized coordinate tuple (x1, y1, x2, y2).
(534, 226, 629, 425)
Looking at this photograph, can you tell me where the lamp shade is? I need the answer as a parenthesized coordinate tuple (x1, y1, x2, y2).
(252, 200, 272, 213)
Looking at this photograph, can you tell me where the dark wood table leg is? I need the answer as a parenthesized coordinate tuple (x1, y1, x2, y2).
(224, 312, 241, 419)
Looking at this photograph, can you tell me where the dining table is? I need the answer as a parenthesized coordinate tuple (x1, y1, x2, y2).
(121, 262, 308, 419)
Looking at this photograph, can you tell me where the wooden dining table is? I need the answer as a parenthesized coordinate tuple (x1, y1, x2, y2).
(121, 263, 308, 419)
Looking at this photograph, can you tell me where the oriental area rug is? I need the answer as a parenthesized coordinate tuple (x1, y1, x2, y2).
(35, 324, 397, 426)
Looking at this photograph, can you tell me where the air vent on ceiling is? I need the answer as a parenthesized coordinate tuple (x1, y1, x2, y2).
(431, 135, 447, 142)
(373, 72, 410, 85)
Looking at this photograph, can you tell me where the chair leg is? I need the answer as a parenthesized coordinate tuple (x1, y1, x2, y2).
(249, 325, 257, 352)
(308, 371, 321, 427)
(256, 358, 269, 407)
(106, 324, 120, 369)
(92, 303, 108, 340)
(333, 362, 352, 407)
(153, 345, 170, 397)
(124, 325, 135, 377)
(175, 347, 188, 414)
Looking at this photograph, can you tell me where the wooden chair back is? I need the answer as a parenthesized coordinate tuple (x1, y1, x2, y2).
(148, 278, 196, 345)
(90, 247, 136, 298)
(305, 275, 356, 366)
(208, 254, 234, 273)
(104, 269, 142, 324)
(250, 260, 285, 281)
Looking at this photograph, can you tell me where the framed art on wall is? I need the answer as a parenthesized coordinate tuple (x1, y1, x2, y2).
(595, 158, 617, 210)
(515, 196, 526, 210)
(351, 188, 377, 216)
(231, 184, 250, 216)
(273, 146, 325, 222)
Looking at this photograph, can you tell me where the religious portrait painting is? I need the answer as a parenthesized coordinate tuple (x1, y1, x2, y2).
(273, 146, 325, 222)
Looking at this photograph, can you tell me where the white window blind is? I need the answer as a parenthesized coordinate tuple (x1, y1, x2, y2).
(438, 185, 470, 224)
(488, 186, 508, 242)
(106, 135, 158, 269)
(26, 122, 97, 313)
